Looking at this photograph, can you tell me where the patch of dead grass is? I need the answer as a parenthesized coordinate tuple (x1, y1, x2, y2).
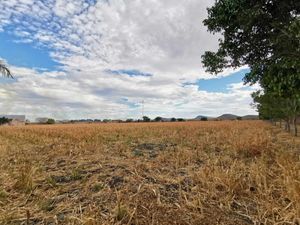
(0, 121, 299, 224)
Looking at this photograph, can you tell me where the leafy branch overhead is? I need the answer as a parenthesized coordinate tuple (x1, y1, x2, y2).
(0, 61, 13, 78)
(202, 0, 299, 82)
(202, 0, 300, 135)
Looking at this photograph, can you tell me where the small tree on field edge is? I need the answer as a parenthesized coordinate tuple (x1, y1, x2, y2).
(46, 118, 55, 124)
(154, 117, 162, 122)
(0, 117, 12, 125)
(142, 116, 151, 122)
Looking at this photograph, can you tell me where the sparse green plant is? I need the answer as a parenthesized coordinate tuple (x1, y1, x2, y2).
(0, 189, 8, 200)
(70, 169, 83, 181)
(46, 176, 57, 187)
(114, 202, 129, 222)
(92, 182, 105, 192)
(39, 199, 55, 212)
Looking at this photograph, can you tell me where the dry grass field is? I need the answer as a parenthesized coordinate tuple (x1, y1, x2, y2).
(0, 121, 299, 225)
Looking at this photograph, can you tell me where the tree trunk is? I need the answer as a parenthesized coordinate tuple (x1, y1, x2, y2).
(279, 119, 282, 128)
(287, 120, 291, 133)
(293, 117, 298, 137)
(285, 118, 291, 132)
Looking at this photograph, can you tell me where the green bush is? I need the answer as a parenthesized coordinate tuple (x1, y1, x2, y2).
(46, 119, 55, 124)
(143, 116, 151, 122)
(0, 117, 12, 125)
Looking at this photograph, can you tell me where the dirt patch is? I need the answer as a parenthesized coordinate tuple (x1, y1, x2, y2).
(132, 142, 176, 158)
(107, 176, 124, 189)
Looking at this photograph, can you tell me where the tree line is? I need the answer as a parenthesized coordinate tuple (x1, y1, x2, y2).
(202, 0, 300, 136)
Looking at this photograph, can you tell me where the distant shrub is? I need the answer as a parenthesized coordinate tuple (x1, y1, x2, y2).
(46, 119, 55, 124)
(126, 119, 134, 122)
(154, 117, 162, 122)
(0, 117, 11, 125)
(201, 117, 208, 121)
(143, 116, 151, 122)
(177, 118, 185, 122)
(171, 118, 177, 122)
(237, 117, 242, 120)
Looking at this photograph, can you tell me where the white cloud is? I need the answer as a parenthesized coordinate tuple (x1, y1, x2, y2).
(0, 0, 258, 120)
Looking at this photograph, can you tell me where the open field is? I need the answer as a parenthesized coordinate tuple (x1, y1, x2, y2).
(0, 121, 299, 225)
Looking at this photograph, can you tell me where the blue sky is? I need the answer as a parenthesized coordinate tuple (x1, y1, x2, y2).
(0, 30, 249, 93)
(197, 68, 250, 93)
(0, 0, 258, 120)
(0, 32, 60, 71)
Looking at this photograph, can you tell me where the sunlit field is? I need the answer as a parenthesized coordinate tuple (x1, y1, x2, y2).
(0, 121, 299, 225)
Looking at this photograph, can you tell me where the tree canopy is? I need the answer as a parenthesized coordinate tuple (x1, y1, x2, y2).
(142, 116, 151, 122)
(0, 117, 12, 125)
(202, 0, 300, 135)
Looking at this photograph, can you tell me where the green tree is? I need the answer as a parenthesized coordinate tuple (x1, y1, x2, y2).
(0, 117, 12, 125)
(202, 0, 299, 74)
(252, 91, 299, 135)
(154, 116, 162, 122)
(201, 0, 300, 96)
(46, 118, 55, 124)
(200, 117, 208, 121)
(170, 118, 177, 122)
(142, 116, 151, 122)
(202, 0, 300, 136)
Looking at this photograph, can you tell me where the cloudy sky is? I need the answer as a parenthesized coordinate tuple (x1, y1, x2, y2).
(0, 0, 258, 121)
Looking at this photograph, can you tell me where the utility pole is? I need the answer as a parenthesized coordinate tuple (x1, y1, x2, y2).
(141, 100, 144, 119)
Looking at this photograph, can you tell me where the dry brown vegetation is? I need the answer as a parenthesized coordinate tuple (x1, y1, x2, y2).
(0, 121, 299, 225)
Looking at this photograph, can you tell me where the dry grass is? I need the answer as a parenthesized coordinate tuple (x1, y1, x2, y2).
(0, 121, 299, 225)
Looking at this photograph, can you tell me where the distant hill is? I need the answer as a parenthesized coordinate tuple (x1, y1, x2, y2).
(194, 114, 259, 121)
(242, 115, 259, 120)
(217, 114, 239, 120)
(194, 115, 211, 120)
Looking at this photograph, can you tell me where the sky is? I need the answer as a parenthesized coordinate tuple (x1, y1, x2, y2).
(0, 0, 259, 121)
